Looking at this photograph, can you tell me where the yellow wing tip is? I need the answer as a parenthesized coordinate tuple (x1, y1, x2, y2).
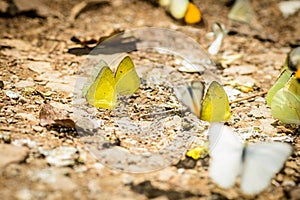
(184, 2, 202, 24)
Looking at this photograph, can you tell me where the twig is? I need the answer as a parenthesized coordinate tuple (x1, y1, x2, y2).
(132, 109, 184, 118)
(229, 91, 268, 104)
(69, 0, 110, 23)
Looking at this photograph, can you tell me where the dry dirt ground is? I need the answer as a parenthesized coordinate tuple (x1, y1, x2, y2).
(0, 0, 299, 199)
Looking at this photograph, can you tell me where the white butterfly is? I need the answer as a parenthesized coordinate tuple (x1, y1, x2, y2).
(174, 81, 204, 118)
(208, 122, 292, 195)
(208, 23, 226, 56)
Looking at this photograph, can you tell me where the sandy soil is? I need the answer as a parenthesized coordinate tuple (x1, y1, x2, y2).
(0, 0, 299, 199)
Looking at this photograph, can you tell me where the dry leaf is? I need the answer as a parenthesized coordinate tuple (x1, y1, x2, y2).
(39, 103, 75, 129)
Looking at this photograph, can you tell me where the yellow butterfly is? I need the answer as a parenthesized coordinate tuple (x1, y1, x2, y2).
(201, 81, 231, 122)
(175, 81, 231, 122)
(269, 73, 300, 125)
(266, 69, 293, 106)
(84, 56, 140, 109)
(228, 0, 254, 24)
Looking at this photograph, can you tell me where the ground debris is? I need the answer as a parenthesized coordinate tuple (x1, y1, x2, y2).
(130, 180, 201, 200)
(39, 146, 79, 167)
(0, 0, 299, 199)
(69, 0, 110, 23)
(0, 143, 28, 169)
(0, 0, 62, 18)
(39, 103, 75, 129)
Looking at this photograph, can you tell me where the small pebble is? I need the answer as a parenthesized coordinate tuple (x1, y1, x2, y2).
(224, 65, 257, 75)
(276, 174, 284, 182)
(10, 75, 19, 82)
(92, 163, 105, 171)
(15, 113, 37, 122)
(5, 90, 20, 99)
(30, 168, 77, 192)
(32, 125, 44, 133)
(121, 174, 134, 184)
(0, 133, 11, 143)
(177, 168, 185, 174)
(12, 139, 37, 148)
(282, 180, 296, 187)
(18, 96, 27, 104)
(15, 80, 35, 88)
(27, 61, 51, 74)
(7, 118, 13, 124)
(285, 161, 298, 169)
(15, 188, 32, 200)
(42, 146, 78, 167)
(158, 169, 175, 181)
(284, 167, 295, 175)
(74, 165, 88, 173)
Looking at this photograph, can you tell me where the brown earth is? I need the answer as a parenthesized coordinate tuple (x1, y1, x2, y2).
(0, 0, 299, 200)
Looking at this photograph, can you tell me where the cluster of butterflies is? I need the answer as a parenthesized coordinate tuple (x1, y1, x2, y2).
(267, 47, 300, 125)
(174, 72, 293, 195)
(82, 52, 296, 195)
(158, 0, 202, 24)
(157, 0, 254, 25)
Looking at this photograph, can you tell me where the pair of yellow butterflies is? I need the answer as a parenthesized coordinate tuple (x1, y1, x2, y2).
(266, 47, 300, 125)
(175, 81, 231, 122)
(267, 69, 300, 125)
(83, 56, 140, 109)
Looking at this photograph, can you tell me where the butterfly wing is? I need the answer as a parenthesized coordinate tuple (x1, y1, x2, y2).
(208, 23, 225, 56)
(287, 75, 300, 97)
(228, 0, 254, 24)
(184, 2, 201, 24)
(209, 123, 244, 188)
(201, 81, 231, 122)
(168, 0, 189, 19)
(85, 66, 117, 109)
(240, 142, 292, 195)
(115, 56, 140, 95)
(174, 81, 205, 118)
(271, 87, 300, 125)
(82, 60, 108, 97)
(266, 69, 293, 106)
